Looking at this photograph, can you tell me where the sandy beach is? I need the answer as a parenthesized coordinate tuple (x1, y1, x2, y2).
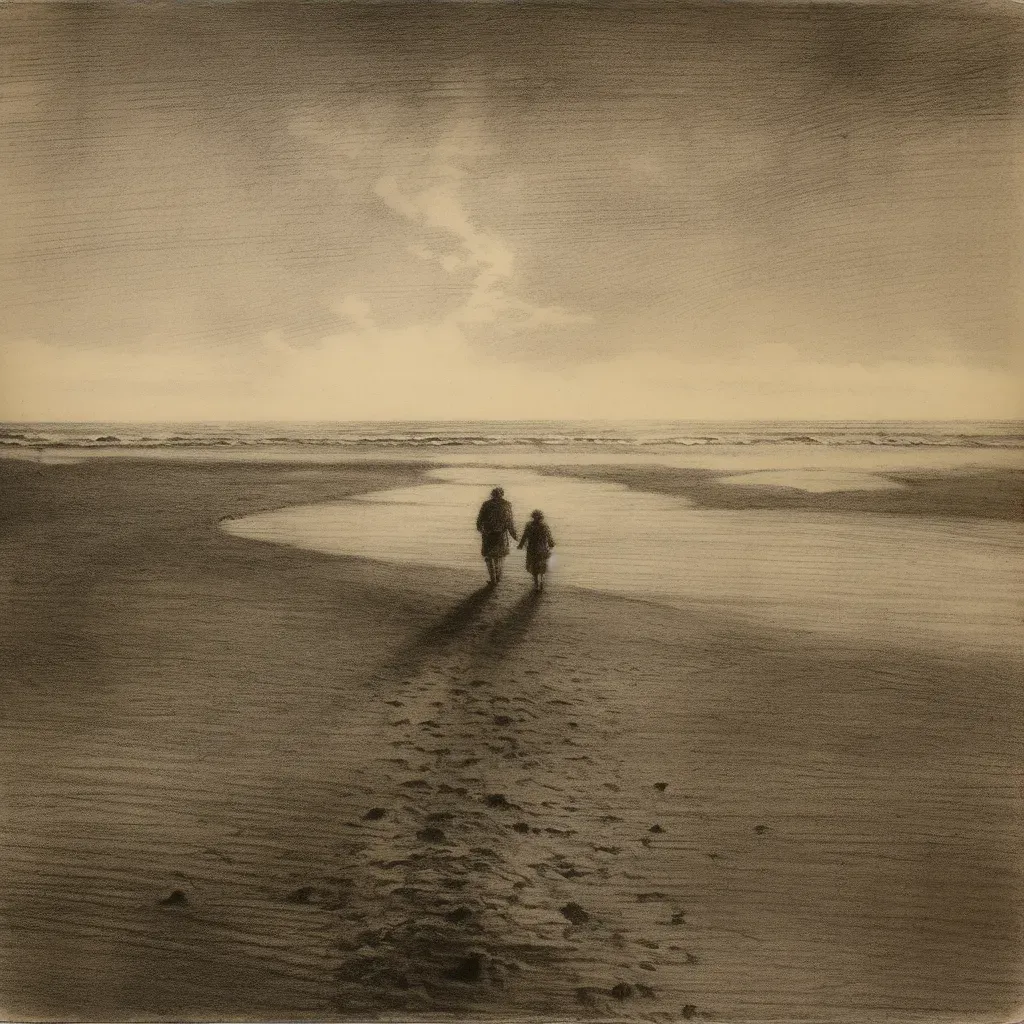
(1, 455, 1022, 1023)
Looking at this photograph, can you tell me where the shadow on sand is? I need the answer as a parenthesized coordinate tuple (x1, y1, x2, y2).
(382, 583, 498, 680)
(379, 585, 543, 683)
(477, 590, 542, 664)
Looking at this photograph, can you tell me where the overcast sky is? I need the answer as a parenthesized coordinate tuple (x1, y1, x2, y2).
(1, 1, 1021, 420)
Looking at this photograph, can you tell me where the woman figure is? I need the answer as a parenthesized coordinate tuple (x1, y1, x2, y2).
(518, 510, 555, 592)
(476, 486, 518, 585)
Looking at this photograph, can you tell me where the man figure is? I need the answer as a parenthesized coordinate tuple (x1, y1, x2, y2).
(476, 486, 517, 585)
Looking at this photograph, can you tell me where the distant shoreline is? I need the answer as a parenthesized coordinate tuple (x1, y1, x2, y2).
(2, 418, 1023, 455)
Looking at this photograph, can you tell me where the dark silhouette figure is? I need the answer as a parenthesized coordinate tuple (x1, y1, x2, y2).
(518, 510, 555, 592)
(475, 487, 517, 585)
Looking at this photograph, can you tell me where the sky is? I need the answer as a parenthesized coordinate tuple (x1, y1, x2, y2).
(1, 1, 1022, 421)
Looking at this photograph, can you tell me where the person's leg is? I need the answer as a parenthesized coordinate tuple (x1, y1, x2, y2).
(494, 556, 504, 582)
(485, 557, 496, 584)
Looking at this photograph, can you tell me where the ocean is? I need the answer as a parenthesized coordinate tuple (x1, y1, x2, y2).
(3, 419, 1023, 451)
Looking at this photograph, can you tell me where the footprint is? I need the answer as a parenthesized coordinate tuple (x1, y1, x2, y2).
(158, 890, 189, 908)
(560, 902, 590, 925)
(446, 953, 485, 983)
(417, 826, 447, 843)
(636, 892, 668, 903)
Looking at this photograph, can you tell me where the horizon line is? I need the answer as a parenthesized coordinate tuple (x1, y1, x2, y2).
(2, 418, 1022, 426)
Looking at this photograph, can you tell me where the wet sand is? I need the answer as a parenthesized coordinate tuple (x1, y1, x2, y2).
(1, 457, 1022, 1022)
(540, 464, 1024, 523)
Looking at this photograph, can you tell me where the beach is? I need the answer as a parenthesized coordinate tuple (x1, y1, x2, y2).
(1, 451, 1022, 1022)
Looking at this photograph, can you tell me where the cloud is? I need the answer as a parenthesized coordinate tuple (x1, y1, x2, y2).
(368, 135, 590, 335)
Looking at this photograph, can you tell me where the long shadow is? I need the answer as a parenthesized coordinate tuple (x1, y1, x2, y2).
(475, 590, 542, 664)
(381, 583, 498, 680)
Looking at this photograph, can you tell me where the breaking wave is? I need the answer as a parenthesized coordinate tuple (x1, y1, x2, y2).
(2, 421, 1022, 451)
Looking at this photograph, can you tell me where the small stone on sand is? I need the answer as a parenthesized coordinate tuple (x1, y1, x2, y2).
(158, 889, 189, 908)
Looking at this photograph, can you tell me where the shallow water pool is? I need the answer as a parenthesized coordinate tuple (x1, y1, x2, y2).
(223, 466, 1023, 661)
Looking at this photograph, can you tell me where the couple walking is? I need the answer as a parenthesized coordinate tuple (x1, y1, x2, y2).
(475, 487, 555, 592)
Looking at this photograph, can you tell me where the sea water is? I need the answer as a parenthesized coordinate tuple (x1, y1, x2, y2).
(223, 465, 1023, 662)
